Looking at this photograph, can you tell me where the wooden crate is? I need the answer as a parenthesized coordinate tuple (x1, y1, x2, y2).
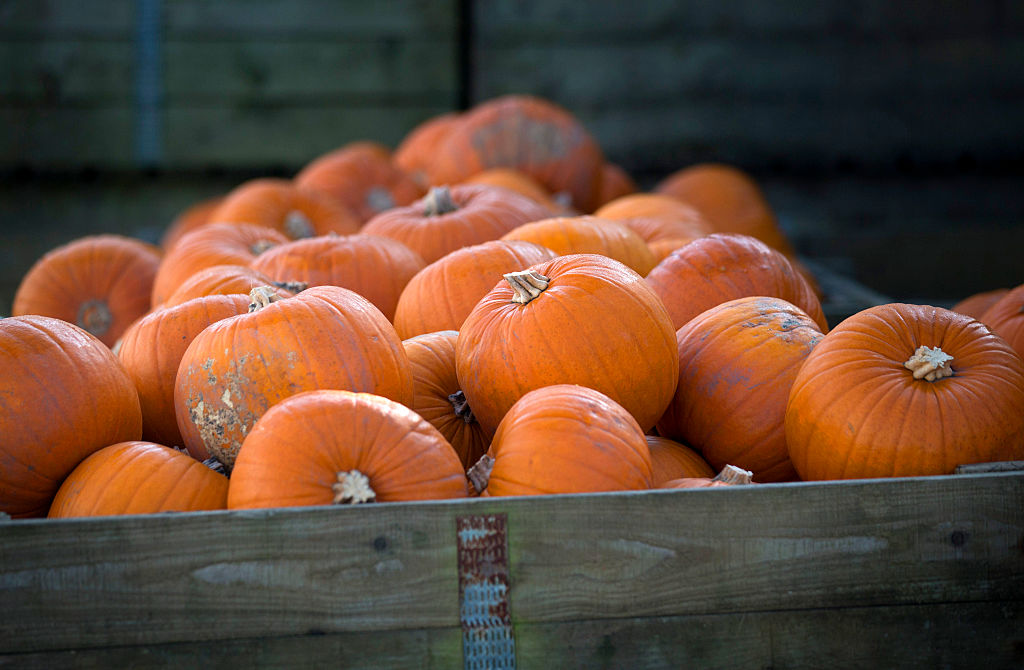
(1, 470, 1021, 668)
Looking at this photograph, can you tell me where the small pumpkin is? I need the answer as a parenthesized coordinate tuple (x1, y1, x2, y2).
(500, 215, 658, 276)
(661, 464, 754, 489)
(210, 178, 361, 239)
(646, 435, 715, 487)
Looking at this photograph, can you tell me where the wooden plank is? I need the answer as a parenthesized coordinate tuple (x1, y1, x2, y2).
(0, 472, 1020, 654)
(0, 1, 133, 38)
(0, 41, 134, 105)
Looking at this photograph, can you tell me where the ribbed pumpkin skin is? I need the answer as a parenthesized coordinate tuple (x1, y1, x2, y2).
(210, 178, 361, 239)
(658, 297, 824, 482)
(501, 216, 658, 276)
(393, 239, 557, 339)
(117, 294, 252, 453)
(461, 168, 570, 214)
(0, 316, 142, 518)
(228, 390, 469, 508)
(426, 95, 605, 212)
(175, 286, 414, 468)
(645, 233, 827, 332)
(595, 162, 639, 208)
(161, 196, 224, 251)
(485, 384, 653, 496)
(151, 223, 290, 307)
(646, 435, 714, 487)
(594, 193, 713, 246)
(456, 254, 679, 437)
(978, 284, 1024, 360)
(403, 331, 489, 470)
(951, 287, 1009, 322)
(48, 441, 228, 517)
(361, 183, 553, 265)
(250, 234, 426, 322)
(393, 112, 462, 189)
(13, 235, 161, 347)
(163, 264, 295, 308)
(786, 303, 1024, 480)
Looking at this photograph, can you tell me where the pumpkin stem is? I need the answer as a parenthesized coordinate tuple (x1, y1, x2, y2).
(248, 286, 284, 312)
(250, 239, 276, 255)
(202, 457, 229, 476)
(271, 280, 309, 294)
(448, 390, 476, 424)
(284, 210, 315, 239)
(904, 345, 954, 381)
(712, 464, 754, 485)
(77, 299, 112, 337)
(332, 469, 376, 504)
(423, 185, 458, 217)
(467, 454, 494, 495)
(504, 270, 551, 305)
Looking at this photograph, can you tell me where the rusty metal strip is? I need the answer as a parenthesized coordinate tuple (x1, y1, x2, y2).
(457, 514, 515, 670)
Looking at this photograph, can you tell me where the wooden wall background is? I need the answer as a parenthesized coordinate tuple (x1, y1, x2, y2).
(2, 0, 1022, 315)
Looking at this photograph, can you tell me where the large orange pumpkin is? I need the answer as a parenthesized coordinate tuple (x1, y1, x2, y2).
(978, 283, 1024, 359)
(13, 234, 161, 347)
(786, 303, 1024, 480)
(210, 178, 361, 239)
(1, 316, 142, 517)
(477, 384, 652, 496)
(227, 390, 468, 508)
(951, 287, 1009, 322)
(657, 296, 824, 482)
(175, 285, 414, 468)
(645, 233, 827, 332)
(456, 254, 679, 437)
(426, 95, 605, 212)
(403, 331, 489, 470)
(48, 441, 228, 517)
(393, 238, 557, 339)
(500, 215, 658, 276)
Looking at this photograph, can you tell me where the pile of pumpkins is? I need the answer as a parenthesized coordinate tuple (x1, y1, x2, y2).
(3, 95, 1023, 520)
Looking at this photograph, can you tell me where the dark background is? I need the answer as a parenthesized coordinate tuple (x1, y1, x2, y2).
(2, 0, 1022, 315)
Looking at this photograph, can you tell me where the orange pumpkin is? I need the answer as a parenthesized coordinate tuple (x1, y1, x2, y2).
(951, 288, 1009, 321)
(501, 215, 658, 276)
(393, 111, 462, 189)
(163, 264, 300, 308)
(393, 238, 557, 339)
(646, 435, 714, 487)
(1, 316, 142, 517)
(210, 178, 361, 239)
(13, 235, 161, 347)
(645, 233, 827, 332)
(594, 162, 639, 208)
(175, 285, 414, 468)
(657, 296, 824, 482)
(786, 303, 1024, 480)
(661, 465, 754, 489)
(456, 254, 679, 437)
(475, 384, 652, 496)
(594, 193, 713, 249)
(160, 196, 224, 251)
(250, 234, 426, 322)
(48, 441, 228, 517)
(227, 389, 468, 508)
(403, 331, 489, 470)
(461, 167, 572, 213)
(117, 293, 253, 453)
(361, 184, 553, 264)
(426, 95, 605, 212)
(979, 284, 1024, 360)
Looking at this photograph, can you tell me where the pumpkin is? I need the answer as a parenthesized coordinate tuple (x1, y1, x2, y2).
(952, 288, 1009, 321)
(595, 162, 639, 208)
(661, 465, 754, 489)
(209, 178, 361, 239)
(295, 143, 424, 223)
(646, 435, 715, 487)
(470, 384, 652, 496)
(163, 264, 300, 308)
(117, 293, 253, 453)
(175, 285, 414, 468)
(426, 95, 605, 212)
(500, 215, 658, 276)
(593, 193, 713, 248)
(361, 183, 553, 264)
(48, 441, 229, 517)
(403, 331, 489, 470)
(1, 316, 142, 517)
(13, 234, 161, 347)
(150, 223, 290, 307)
(393, 238, 557, 339)
(250, 234, 426, 322)
(645, 233, 827, 332)
(657, 296, 824, 482)
(456, 253, 679, 437)
(786, 303, 1024, 480)
(227, 389, 468, 508)
(978, 284, 1024, 360)
(393, 111, 462, 189)
(655, 163, 796, 257)
(160, 195, 224, 251)
(461, 168, 572, 214)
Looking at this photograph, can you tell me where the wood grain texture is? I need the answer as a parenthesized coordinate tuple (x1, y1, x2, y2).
(0, 473, 1020, 655)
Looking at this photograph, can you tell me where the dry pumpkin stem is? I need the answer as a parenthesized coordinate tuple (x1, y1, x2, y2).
(504, 270, 551, 304)
(332, 470, 376, 504)
(77, 299, 113, 337)
(904, 345, 954, 381)
(467, 454, 495, 494)
(202, 457, 229, 476)
(248, 286, 284, 312)
(284, 210, 315, 239)
(272, 280, 309, 294)
(250, 239, 277, 255)
(423, 185, 459, 217)
(713, 464, 754, 485)
(448, 390, 476, 424)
